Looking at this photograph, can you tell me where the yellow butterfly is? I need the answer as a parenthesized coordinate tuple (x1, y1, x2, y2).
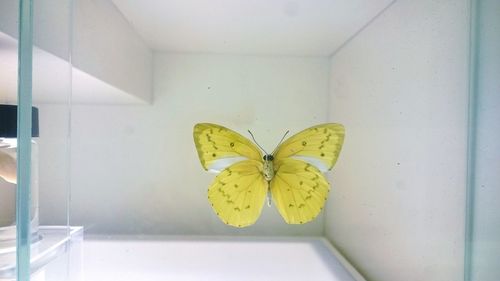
(193, 123, 345, 227)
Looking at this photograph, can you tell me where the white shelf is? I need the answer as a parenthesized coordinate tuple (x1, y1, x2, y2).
(0, 0, 153, 104)
(0, 32, 147, 105)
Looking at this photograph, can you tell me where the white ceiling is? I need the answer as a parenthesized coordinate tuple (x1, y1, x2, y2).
(111, 0, 393, 56)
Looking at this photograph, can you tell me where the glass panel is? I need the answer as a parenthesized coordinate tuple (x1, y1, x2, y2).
(0, 0, 35, 280)
(0, 0, 22, 279)
(31, 0, 75, 279)
(1, 0, 76, 280)
(466, 0, 500, 280)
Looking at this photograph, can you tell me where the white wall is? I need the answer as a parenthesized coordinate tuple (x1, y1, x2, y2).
(470, 0, 500, 280)
(325, 0, 469, 281)
(53, 53, 330, 235)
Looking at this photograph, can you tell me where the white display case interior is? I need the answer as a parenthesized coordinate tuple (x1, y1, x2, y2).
(1, 0, 499, 280)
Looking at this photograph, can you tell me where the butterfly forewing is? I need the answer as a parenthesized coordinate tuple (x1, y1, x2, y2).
(271, 158, 330, 224)
(193, 123, 263, 172)
(208, 160, 268, 227)
(274, 123, 345, 172)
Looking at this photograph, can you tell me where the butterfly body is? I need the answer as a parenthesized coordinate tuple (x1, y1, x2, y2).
(262, 155, 275, 181)
(194, 123, 345, 227)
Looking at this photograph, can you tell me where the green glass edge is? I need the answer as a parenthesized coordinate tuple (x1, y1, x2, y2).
(65, 0, 74, 240)
(464, 0, 480, 280)
(16, 0, 34, 280)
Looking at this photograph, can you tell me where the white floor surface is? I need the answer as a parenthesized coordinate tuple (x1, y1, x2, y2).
(81, 236, 364, 281)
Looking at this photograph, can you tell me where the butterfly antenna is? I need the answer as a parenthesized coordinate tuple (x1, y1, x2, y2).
(271, 130, 290, 155)
(248, 130, 269, 155)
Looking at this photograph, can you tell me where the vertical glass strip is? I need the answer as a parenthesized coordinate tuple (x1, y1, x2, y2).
(16, 0, 34, 280)
(66, 0, 75, 240)
(465, 0, 479, 280)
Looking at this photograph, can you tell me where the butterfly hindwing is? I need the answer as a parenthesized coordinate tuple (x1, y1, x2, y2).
(273, 123, 345, 172)
(208, 160, 268, 227)
(271, 158, 330, 224)
(194, 123, 263, 172)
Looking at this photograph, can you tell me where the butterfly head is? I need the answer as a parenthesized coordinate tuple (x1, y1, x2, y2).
(263, 155, 274, 161)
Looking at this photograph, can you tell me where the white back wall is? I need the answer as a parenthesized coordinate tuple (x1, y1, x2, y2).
(325, 0, 469, 281)
(55, 53, 330, 235)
